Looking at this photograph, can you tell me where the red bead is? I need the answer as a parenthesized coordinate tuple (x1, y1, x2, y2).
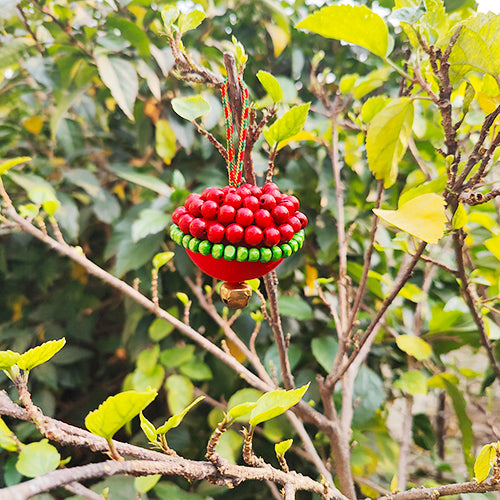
(286, 195, 300, 211)
(263, 226, 281, 246)
(189, 218, 207, 238)
(259, 194, 277, 211)
(262, 182, 278, 193)
(244, 225, 263, 246)
(225, 192, 243, 209)
(188, 197, 204, 217)
(236, 185, 252, 198)
(280, 200, 295, 216)
(278, 223, 294, 242)
(222, 186, 237, 195)
(268, 189, 282, 203)
(179, 213, 195, 233)
(207, 188, 225, 205)
(272, 205, 290, 224)
(295, 211, 308, 228)
(201, 200, 218, 220)
(288, 216, 302, 233)
(250, 185, 263, 197)
(207, 222, 225, 243)
(254, 209, 272, 228)
(172, 206, 187, 225)
(226, 223, 244, 244)
(243, 195, 259, 212)
(218, 205, 236, 224)
(235, 207, 254, 227)
(185, 193, 201, 208)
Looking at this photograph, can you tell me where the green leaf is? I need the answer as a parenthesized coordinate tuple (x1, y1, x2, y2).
(394, 370, 428, 395)
(160, 345, 195, 368)
(215, 430, 243, 464)
(0, 418, 19, 452)
(361, 96, 388, 124)
(398, 175, 448, 207)
(256, 71, 283, 103)
(43, 200, 60, 216)
(179, 359, 212, 381)
(18, 339, 66, 371)
(161, 6, 179, 29)
(352, 365, 385, 425)
(0, 350, 20, 370)
(85, 389, 157, 439)
(412, 413, 436, 450)
(264, 103, 310, 146)
(295, 4, 389, 58)
(139, 412, 157, 443)
(311, 336, 338, 373)
(155, 119, 177, 164)
(8, 172, 58, 205)
(452, 204, 468, 230)
(228, 402, 258, 420)
(474, 443, 497, 483)
(178, 10, 206, 34)
(96, 56, 138, 121)
(153, 251, 174, 270)
(373, 193, 446, 244)
(249, 384, 310, 427)
(275, 438, 293, 456)
(135, 474, 161, 494)
(136, 345, 160, 375)
(108, 164, 172, 197)
(0, 157, 31, 176)
(171, 96, 211, 121)
(156, 396, 204, 435)
(137, 60, 162, 101)
(165, 374, 193, 415)
(131, 209, 170, 242)
(428, 374, 474, 474)
(16, 440, 60, 478)
(106, 16, 150, 58)
(396, 335, 432, 361)
(366, 98, 414, 188)
(277, 295, 313, 320)
(149, 318, 175, 342)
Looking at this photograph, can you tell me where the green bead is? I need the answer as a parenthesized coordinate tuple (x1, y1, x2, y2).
(211, 244, 224, 259)
(281, 244, 292, 258)
(289, 239, 299, 253)
(271, 246, 283, 260)
(182, 234, 191, 248)
(198, 240, 212, 255)
(260, 247, 272, 263)
(248, 248, 260, 262)
(224, 245, 236, 261)
(236, 247, 249, 262)
(188, 238, 200, 252)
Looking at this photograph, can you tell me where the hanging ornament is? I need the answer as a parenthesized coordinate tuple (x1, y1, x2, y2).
(170, 77, 307, 308)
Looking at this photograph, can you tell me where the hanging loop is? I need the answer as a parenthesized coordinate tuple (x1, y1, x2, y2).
(221, 78, 250, 187)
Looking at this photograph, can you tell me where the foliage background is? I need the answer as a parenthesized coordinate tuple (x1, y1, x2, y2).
(1, 0, 500, 498)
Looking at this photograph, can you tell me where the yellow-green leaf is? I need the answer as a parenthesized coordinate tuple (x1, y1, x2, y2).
(396, 335, 432, 361)
(0, 157, 31, 176)
(485, 234, 500, 260)
(171, 96, 210, 121)
(156, 119, 177, 164)
(165, 374, 193, 415)
(393, 370, 428, 395)
(366, 98, 414, 188)
(156, 396, 204, 435)
(263, 22, 290, 58)
(17, 338, 66, 371)
(42, 200, 60, 216)
(161, 6, 179, 29)
(263, 103, 310, 146)
(178, 10, 206, 34)
(295, 4, 389, 58)
(0, 417, 19, 451)
(275, 438, 293, 456)
(22, 116, 44, 135)
(373, 193, 446, 244)
(139, 412, 157, 442)
(452, 204, 468, 230)
(0, 350, 20, 370)
(474, 443, 497, 483)
(85, 389, 157, 439)
(152, 251, 174, 270)
(135, 474, 161, 494)
(256, 71, 283, 103)
(228, 402, 258, 420)
(249, 384, 309, 427)
(16, 440, 60, 478)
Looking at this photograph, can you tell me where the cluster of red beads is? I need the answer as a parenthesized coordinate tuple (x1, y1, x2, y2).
(172, 183, 308, 248)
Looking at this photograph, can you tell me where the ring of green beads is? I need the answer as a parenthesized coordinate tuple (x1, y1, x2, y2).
(169, 225, 305, 264)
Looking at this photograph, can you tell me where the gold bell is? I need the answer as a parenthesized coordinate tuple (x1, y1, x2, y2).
(220, 282, 252, 309)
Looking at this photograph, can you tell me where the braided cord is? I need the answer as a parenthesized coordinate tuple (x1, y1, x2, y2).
(221, 78, 250, 187)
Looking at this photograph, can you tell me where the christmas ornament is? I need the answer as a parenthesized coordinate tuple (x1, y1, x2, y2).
(170, 78, 307, 308)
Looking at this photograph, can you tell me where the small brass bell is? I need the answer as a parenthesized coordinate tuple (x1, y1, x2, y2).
(220, 282, 252, 309)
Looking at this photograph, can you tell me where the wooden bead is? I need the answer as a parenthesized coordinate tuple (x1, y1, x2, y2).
(220, 282, 252, 309)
